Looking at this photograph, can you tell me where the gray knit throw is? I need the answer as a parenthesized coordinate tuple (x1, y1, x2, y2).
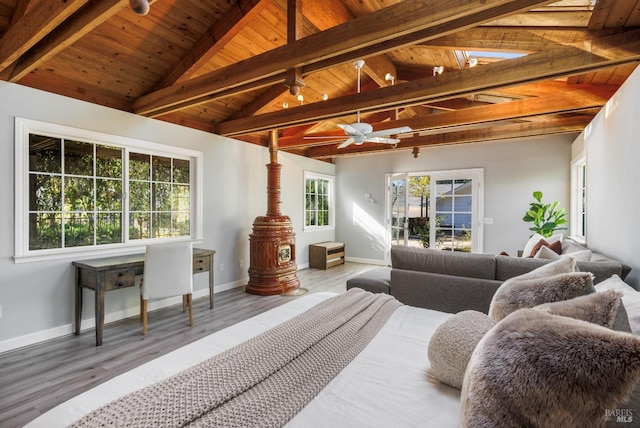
(72, 288, 402, 427)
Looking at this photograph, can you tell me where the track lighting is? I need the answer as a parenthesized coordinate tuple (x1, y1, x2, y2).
(433, 66, 444, 76)
(321, 93, 328, 101)
(129, 0, 150, 15)
(385, 73, 395, 85)
(468, 58, 478, 68)
(282, 101, 289, 109)
(297, 94, 304, 105)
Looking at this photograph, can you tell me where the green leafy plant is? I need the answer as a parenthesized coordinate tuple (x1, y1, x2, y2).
(522, 191, 568, 238)
(416, 216, 445, 248)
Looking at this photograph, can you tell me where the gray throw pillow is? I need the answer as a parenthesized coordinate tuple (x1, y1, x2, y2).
(535, 290, 631, 332)
(489, 272, 595, 321)
(427, 310, 496, 389)
(461, 309, 640, 428)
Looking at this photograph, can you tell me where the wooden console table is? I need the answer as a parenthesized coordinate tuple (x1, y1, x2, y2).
(73, 248, 215, 346)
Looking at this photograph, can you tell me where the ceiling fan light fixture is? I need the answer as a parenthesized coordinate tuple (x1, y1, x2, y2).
(129, 0, 150, 15)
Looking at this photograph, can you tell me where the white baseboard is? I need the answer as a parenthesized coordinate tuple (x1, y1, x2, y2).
(0, 279, 247, 355)
(345, 256, 387, 266)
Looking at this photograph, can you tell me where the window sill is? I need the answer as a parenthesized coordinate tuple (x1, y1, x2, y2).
(13, 238, 202, 264)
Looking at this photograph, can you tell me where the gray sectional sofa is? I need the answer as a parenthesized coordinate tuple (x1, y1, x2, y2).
(347, 239, 630, 314)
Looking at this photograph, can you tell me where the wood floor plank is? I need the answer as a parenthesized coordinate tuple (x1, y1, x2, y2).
(0, 263, 379, 428)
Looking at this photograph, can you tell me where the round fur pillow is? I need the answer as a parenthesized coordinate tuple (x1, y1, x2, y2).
(427, 310, 496, 389)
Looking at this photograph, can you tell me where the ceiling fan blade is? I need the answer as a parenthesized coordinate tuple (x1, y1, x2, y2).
(365, 137, 401, 144)
(366, 126, 413, 138)
(337, 138, 355, 149)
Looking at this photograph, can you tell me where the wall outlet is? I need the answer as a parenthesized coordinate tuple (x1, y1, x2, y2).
(219, 263, 224, 272)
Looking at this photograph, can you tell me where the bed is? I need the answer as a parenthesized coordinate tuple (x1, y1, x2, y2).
(25, 290, 460, 428)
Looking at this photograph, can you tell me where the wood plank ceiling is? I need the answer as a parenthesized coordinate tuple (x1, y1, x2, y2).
(1, 0, 639, 160)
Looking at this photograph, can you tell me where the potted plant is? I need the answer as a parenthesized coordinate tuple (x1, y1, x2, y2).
(522, 191, 568, 238)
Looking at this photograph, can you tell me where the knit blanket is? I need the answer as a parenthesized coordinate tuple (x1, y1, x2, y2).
(71, 288, 402, 428)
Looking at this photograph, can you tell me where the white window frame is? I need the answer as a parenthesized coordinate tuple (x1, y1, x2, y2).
(303, 171, 335, 231)
(570, 153, 587, 243)
(14, 118, 203, 263)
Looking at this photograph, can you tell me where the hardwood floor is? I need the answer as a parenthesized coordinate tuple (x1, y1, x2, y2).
(0, 262, 379, 428)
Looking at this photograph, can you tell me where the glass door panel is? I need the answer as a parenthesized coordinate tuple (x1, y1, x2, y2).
(389, 175, 408, 247)
(434, 178, 473, 252)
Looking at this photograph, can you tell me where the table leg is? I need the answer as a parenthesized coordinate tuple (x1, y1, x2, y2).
(74, 267, 82, 335)
(95, 286, 105, 346)
(209, 253, 215, 309)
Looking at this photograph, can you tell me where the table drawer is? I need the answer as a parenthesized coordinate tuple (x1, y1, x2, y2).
(104, 269, 136, 290)
(193, 255, 210, 274)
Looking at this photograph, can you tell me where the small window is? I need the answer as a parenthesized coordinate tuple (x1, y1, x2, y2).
(15, 118, 203, 261)
(571, 156, 587, 241)
(304, 172, 334, 230)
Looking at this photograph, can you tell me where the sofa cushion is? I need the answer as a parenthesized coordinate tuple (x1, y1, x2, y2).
(346, 267, 391, 294)
(391, 245, 495, 280)
(428, 310, 496, 389)
(495, 255, 551, 281)
(461, 308, 640, 428)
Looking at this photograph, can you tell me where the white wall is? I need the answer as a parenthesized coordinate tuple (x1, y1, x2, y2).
(0, 81, 334, 351)
(335, 135, 573, 261)
(578, 65, 640, 288)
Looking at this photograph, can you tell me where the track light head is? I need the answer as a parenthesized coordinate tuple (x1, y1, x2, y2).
(129, 0, 150, 15)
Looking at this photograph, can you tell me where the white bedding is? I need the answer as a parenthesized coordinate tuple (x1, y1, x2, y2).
(26, 292, 460, 428)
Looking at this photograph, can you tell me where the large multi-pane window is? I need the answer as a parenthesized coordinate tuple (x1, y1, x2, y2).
(304, 172, 334, 229)
(16, 118, 202, 260)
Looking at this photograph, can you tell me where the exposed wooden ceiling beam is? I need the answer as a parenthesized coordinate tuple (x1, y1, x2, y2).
(419, 27, 613, 53)
(304, 116, 590, 159)
(216, 29, 640, 136)
(0, 0, 89, 71)
(484, 11, 591, 27)
(227, 0, 357, 120)
(152, 0, 271, 90)
(132, 0, 559, 117)
(7, 0, 128, 82)
(276, 84, 616, 148)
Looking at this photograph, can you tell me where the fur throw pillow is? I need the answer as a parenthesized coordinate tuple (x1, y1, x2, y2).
(535, 290, 631, 332)
(514, 255, 576, 280)
(427, 310, 496, 389)
(461, 309, 640, 428)
(489, 272, 595, 321)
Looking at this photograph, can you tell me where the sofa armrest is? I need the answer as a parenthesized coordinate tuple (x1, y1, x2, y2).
(390, 269, 501, 314)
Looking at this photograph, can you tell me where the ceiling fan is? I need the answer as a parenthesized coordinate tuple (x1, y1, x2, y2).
(335, 60, 413, 149)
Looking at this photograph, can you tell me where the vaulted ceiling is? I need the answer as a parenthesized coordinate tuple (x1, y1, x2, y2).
(1, 0, 639, 160)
